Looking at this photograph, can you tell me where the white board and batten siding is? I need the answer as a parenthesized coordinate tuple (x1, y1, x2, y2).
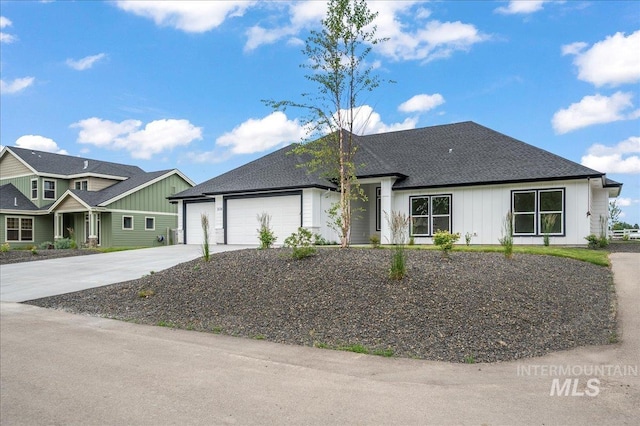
(391, 179, 593, 245)
(184, 201, 216, 245)
(226, 194, 302, 245)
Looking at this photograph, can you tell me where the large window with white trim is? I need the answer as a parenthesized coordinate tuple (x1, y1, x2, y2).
(6, 217, 34, 242)
(43, 180, 56, 200)
(409, 194, 452, 236)
(512, 189, 564, 236)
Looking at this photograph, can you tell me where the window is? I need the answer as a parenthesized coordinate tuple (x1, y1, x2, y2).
(512, 189, 564, 236)
(75, 180, 88, 191)
(31, 179, 38, 199)
(145, 217, 155, 231)
(122, 216, 134, 230)
(43, 180, 56, 200)
(6, 217, 33, 242)
(410, 195, 452, 236)
(375, 187, 381, 231)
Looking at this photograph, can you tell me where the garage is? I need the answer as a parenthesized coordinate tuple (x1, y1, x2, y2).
(226, 194, 301, 245)
(185, 201, 215, 245)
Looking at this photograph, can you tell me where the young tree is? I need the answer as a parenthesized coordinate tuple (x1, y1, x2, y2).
(609, 200, 622, 229)
(265, 0, 387, 248)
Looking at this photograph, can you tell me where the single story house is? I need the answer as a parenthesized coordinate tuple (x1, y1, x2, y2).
(0, 146, 194, 248)
(169, 121, 621, 246)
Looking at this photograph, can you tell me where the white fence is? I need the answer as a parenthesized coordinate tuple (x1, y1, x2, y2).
(609, 229, 640, 240)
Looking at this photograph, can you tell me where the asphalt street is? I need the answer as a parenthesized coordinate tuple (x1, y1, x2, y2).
(1, 250, 638, 425)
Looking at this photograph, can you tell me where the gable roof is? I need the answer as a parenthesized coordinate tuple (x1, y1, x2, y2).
(50, 169, 191, 210)
(3, 146, 144, 179)
(0, 184, 40, 212)
(172, 121, 607, 199)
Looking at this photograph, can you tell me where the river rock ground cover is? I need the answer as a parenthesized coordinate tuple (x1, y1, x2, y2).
(26, 248, 617, 363)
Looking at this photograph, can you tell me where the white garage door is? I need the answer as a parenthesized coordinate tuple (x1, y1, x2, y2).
(227, 195, 301, 245)
(185, 201, 215, 245)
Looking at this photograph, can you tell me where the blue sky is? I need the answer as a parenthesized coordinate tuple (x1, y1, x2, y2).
(1, 0, 639, 224)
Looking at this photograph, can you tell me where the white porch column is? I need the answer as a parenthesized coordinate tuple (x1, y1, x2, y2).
(215, 195, 225, 244)
(88, 211, 98, 247)
(54, 212, 62, 239)
(380, 177, 396, 244)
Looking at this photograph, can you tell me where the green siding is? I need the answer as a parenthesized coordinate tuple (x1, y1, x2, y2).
(107, 174, 190, 213)
(0, 214, 53, 248)
(109, 212, 177, 247)
(0, 175, 70, 208)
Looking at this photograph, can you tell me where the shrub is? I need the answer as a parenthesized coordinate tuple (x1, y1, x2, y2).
(408, 236, 415, 246)
(386, 210, 409, 279)
(284, 227, 316, 259)
(389, 246, 406, 280)
(433, 230, 460, 257)
(256, 212, 277, 249)
(369, 234, 380, 248)
(585, 234, 608, 249)
(622, 234, 630, 241)
(498, 211, 514, 259)
(464, 232, 472, 246)
(39, 241, 54, 250)
(201, 213, 211, 262)
(0, 242, 10, 253)
(542, 214, 557, 247)
(313, 234, 333, 246)
(54, 238, 72, 249)
(30, 246, 38, 255)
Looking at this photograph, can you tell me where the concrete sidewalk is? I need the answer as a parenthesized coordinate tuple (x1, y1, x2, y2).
(1, 253, 638, 425)
(0, 244, 253, 302)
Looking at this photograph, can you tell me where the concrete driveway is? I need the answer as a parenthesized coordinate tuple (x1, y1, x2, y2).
(0, 244, 253, 302)
(1, 253, 638, 425)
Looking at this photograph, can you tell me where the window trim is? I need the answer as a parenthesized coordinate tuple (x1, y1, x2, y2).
(511, 188, 565, 237)
(30, 179, 38, 200)
(75, 180, 88, 191)
(375, 187, 381, 231)
(122, 215, 134, 231)
(409, 194, 452, 237)
(145, 216, 155, 231)
(43, 179, 56, 200)
(5, 216, 34, 242)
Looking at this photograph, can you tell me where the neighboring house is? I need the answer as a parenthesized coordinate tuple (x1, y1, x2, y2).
(0, 146, 194, 248)
(169, 121, 622, 246)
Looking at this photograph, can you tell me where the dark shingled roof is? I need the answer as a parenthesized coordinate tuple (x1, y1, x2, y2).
(0, 184, 40, 211)
(6, 146, 144, 178)
(172, 121, 605, 199)
(69, 170, 173, 207)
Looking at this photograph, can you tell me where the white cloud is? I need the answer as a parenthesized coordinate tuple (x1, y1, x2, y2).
(398, 93, 445, 113)
(66, 53, 107, 71)
(71, 117, 202, 159)
(616, 197, 636, 207)
(115, 0, 254, 33)
(552, 92, 639, 134)
(245, 1, 326, 51)
(581, 136, 640, 174)
(494, 1, 548, 15)
(562, 30, 640, 87)
(335, 105, 418, 135)
(0, 77, 35, 94)
(15, 135, 68, 155)
(375, 3, 489, 63)
(0, 16, 11, 28)
(245, 2, 488, 62)
(216, 111, 307, 154)
(0, 16, 17, 44)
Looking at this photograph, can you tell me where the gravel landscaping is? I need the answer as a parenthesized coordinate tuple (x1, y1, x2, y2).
(26, 248, 617, 363)
(0, 248, 100, 265)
